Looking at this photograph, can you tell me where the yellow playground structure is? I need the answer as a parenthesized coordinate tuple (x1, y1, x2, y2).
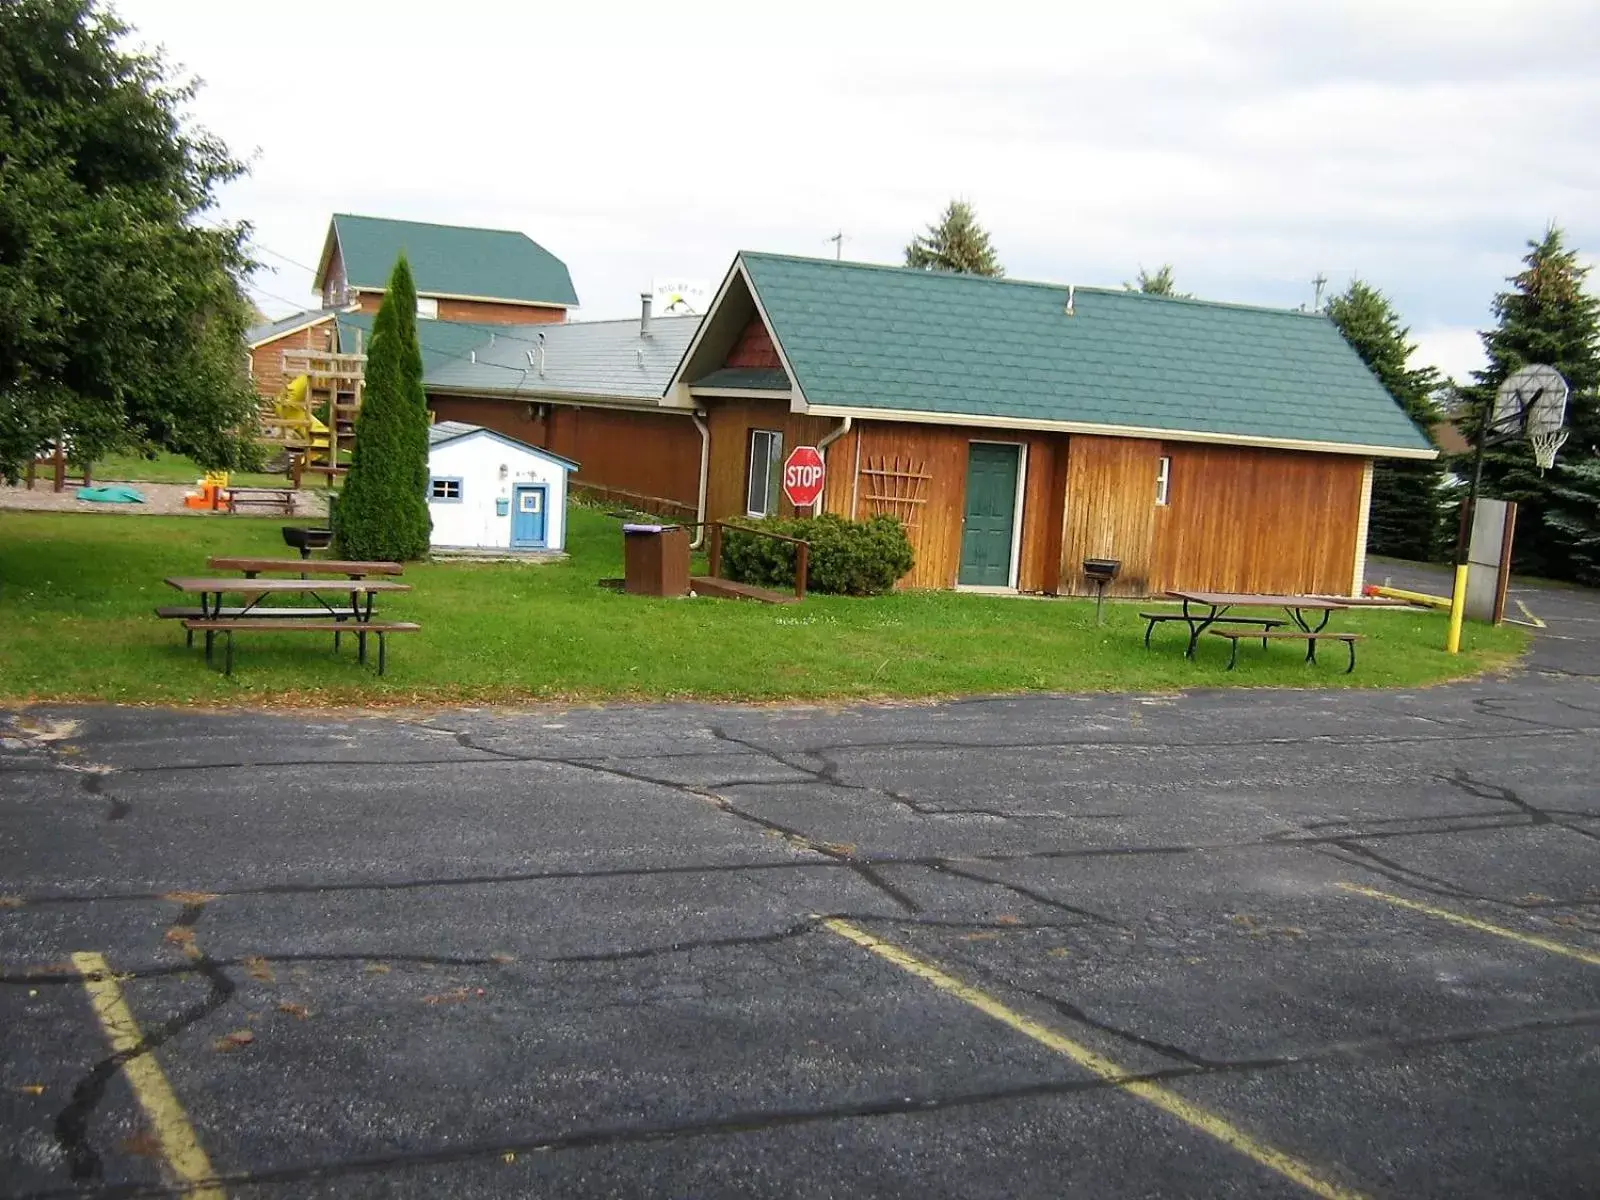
(256, 344, 366, 485)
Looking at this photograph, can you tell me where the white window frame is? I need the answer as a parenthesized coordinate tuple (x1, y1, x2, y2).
(416, 296, 439, 320)
(746, 429, 783, 517)
(1156, 455, 1172, 506)
(428, 476, 462, 502)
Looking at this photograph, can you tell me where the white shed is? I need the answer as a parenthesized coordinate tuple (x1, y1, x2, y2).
(425, 421, 578, 553)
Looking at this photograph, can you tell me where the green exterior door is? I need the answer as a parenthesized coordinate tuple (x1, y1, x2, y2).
(958, 443, 1021, 586)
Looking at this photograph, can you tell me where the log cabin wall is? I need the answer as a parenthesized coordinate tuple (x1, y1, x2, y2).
(1149, 443, 1366, 596)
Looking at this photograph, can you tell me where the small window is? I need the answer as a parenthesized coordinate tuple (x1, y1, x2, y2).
(428, 476, 462, 502)
(1156, 456, 1172, 506)
(746, 429, 783, 517)
(416, 296, 439, 320)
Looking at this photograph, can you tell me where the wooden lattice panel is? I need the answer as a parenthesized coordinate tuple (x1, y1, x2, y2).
(860, 455, 930, 527)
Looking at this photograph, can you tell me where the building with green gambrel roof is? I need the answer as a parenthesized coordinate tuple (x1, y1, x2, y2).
(313, 213, 579, 326)
(665, 252, 1437, 597)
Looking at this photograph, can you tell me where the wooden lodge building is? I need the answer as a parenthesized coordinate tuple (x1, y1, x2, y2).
(661, 253, 1437, 597)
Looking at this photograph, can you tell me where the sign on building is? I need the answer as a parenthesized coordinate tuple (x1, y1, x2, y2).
(651, 279, 711, 316)
(783, 446, 826, 509)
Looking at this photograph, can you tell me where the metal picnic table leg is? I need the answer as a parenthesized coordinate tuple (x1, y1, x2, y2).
(377, 632, 387, 676)
(1184, 599, 1225, 659)
(1287, 607, 1331, 663)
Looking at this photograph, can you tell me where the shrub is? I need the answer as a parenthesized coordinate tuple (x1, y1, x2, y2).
(720, 513, 914, 596)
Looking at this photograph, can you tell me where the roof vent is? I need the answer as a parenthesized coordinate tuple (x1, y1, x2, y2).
(640, 292, 653, 338)
(470, 350, 476, 364)
(1065, 285, 1076, 317)
(537, 331, 546, 378)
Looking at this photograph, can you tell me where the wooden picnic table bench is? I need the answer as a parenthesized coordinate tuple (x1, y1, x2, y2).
(182, 619, 420, 676)
(1208, 628, 1365, 673)
(207, 556, 404, 579)
(224, 486, 295, 515)
(1140, 611, 1287, 649)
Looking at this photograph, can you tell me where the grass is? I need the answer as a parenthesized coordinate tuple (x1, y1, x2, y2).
(93, 449, 345, 490)
(0, 506, 1528, 707)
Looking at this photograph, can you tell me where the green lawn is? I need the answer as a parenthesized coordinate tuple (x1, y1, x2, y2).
(93, 449, 350, 489)
(0, 507, 1527, 706)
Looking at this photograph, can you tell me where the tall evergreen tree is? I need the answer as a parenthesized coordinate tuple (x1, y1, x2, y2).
(1326, 280, 1446, 561)
(1124, 264, 1190, 298)
(1465, 227, 1600, 580)
(904, 201, 1004, 276)
(334, 255, 432, 561)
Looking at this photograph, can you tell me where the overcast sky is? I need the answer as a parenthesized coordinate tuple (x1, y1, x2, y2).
(119, 0, 1599, 383)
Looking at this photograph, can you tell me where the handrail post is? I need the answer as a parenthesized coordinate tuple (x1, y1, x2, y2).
(708, 523, 722, 578)
(795, 541, 809, 601)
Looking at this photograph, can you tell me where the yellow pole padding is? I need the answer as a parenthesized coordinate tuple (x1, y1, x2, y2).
(1366, 584, 1451, 610)
(1445, 563, 1469, 653)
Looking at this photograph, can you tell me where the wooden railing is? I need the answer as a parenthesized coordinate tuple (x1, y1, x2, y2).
(702, 521, 811, 602)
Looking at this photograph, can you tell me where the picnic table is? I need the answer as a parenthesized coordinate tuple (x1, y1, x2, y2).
(225, 486, 296, 515)
(163, 577, 416, 674)
(206, 556, 403, 579)
(1161, 590, 1410, 672)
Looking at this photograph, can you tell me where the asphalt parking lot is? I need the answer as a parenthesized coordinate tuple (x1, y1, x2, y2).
(2, 578, 1597, 1198)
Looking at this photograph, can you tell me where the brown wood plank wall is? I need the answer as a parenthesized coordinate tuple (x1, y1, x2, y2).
(703, 399, 840, 523)
(1150, 443, 1365, 595)
(1058, 436, 1163, 596)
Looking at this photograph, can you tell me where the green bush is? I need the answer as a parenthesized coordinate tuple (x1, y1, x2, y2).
(720, 513, 914, 596)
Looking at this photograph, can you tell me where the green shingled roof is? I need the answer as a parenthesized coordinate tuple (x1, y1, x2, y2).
(323, 214, 579, 308)
(738, 253, 1433, 455)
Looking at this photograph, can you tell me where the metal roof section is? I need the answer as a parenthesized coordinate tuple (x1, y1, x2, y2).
(426, 420, 581, 470)
(246, 307, 340, 348)
(317, 214, 580, 308)
(736, 252, 1436, 458)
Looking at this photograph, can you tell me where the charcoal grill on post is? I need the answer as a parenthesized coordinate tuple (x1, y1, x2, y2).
(281, 526, 332, 560)
(1082, 558, 1122, 625)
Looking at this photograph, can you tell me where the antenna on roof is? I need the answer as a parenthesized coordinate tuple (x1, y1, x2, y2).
(826, 230, 847, 260)
(1312, 271, 1328, 311)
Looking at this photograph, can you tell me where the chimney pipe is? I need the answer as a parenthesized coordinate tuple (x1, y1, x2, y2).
(640, 292, 653, 338)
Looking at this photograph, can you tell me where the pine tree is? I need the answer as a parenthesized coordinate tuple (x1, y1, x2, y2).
(904, 201, 1004, 276)
(333, 255, 432, 561)
(1325, 280, 1446, 561)
(1124, 264, 1190, 298)
(1465, 227, 1600, 579)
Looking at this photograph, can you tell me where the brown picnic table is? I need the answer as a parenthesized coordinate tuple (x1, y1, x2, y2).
(162, 577, 416, 675)
(224, 487, 295, 515)
(207, 556, 404, 579)
(1161, 590, 1412, 672)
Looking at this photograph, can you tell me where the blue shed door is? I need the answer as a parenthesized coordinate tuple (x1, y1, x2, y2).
(511, 484, 547, 548)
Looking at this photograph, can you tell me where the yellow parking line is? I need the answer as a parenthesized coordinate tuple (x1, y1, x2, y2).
(820, 918, 1365, 1200)
(71, 952, 224, 1199)
(1337, 884, 1600, 966)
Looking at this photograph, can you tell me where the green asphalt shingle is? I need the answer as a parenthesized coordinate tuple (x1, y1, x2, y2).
(328, 214, 580, 308)
(739, 253, 1432, 453)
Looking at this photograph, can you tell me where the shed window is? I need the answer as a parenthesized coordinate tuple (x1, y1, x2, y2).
(428, 476, 462, 502)
(747, 429, 783, 517)
(416, 296, 439, 320)
(1156, 456, 1171, 506)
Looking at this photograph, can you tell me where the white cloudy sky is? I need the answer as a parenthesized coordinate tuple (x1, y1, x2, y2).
(119, 0, 1599, 383)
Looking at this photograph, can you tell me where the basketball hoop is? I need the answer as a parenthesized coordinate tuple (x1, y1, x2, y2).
(1530, 428, 1569, 472)
(1493, 364, 1569, 470)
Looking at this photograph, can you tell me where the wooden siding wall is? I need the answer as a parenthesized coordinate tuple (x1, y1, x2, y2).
(353, 293, 567, 325)
(704, 399, 842, 523)
(250, 322, 337, 402)
(1150, 443, 1365, 596)
(427, 396, 702, 514)
(1058, 437, 1163, 597)
(1057, 435, 1367, 597)
(725, 316, 782, 368)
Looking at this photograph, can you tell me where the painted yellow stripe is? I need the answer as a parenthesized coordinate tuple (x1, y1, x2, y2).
(820, 918, 1364, 1200)
(71, 952, 224, 1199)
(1337, 884, 1600, 966)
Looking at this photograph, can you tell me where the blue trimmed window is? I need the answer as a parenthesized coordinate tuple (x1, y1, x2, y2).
(428, 476, 463, 502)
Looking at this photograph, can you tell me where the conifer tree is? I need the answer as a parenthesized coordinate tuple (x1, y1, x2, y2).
(333, 255, 432, 561)
(1124, 264, 1190, 298)
(1325, 280, 1445, 561)
(1465, 227, 1600, 580)
(904, 201, 1004, 276)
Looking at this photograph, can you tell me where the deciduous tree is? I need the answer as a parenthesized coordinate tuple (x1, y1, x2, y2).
(0, 0, 258, 479)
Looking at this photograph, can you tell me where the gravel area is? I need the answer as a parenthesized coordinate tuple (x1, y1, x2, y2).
(0, 480, 328, 518)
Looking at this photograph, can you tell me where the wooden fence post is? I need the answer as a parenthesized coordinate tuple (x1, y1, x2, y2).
(795, 541, 809, 602)
(708, 523, 723, 579)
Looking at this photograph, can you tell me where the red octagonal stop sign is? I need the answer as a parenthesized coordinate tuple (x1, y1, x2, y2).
(782, 445, 826, 508)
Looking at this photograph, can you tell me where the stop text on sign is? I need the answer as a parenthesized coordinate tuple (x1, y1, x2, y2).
(782, 446, 826, 507)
